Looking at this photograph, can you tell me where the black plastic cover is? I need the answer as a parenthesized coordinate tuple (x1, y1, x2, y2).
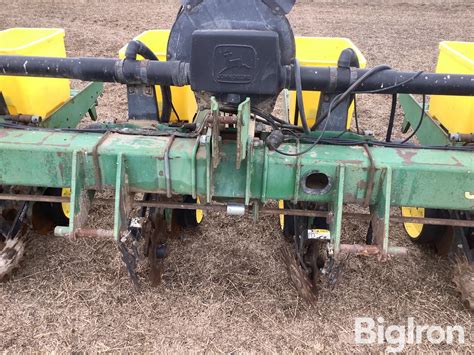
(190, 30, 281, 95)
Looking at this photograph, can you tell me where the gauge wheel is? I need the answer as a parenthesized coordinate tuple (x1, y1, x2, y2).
(175, 195, 203, 228)
(401, 207, 447, 244)
(279, 200, 296, 238)
(32, 188, 70, 230)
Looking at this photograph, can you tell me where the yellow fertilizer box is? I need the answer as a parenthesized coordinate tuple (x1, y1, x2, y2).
(0, 28, 70, 118)
(429, 41, 474, 134)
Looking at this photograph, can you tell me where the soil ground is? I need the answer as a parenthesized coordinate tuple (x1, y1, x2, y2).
(0, 0, 473, 352)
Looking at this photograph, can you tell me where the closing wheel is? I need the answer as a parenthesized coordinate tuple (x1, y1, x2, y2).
(175, 195, 203, 228)
(60, 188, 71, 219)
(32, 188, 69, 233)
(401, 207, 447, 244)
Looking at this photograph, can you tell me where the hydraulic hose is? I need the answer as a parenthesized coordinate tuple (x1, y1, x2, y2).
(0, 55, 473, 96)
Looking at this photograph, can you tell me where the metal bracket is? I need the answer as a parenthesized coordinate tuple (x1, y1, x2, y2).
(399, 94, 451, 145)
(330, 165, 345, 255)
(210, 97, 221, 169)
(164, 135, 176, 198)
(236, 98, 252, 169)
(114, 153, 133, 241)
(88, 105, 98, 121)
(55, 150, 93, 239)
(205, 130, 213, 203)
(369, 167, 407, 257)
(41, 82, 104, 129)
(362, 143, 376, 207)
(370, 167, 391, 255)
(127, 85, 159, 120)
(244, 139, 254, 206)
(315, 49, 360, 131)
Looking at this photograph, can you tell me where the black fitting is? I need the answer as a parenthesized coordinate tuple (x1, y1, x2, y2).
(266, 129, 285, 150)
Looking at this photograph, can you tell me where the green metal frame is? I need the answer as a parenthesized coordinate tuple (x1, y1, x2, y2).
(42, 82, 103, 129)
(0, 88, 472, 254)
(399, 94, 451, 145)
(0, 124, 472, 243)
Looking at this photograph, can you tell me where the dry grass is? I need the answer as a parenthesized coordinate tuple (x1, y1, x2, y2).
(0, 0, 473, 352)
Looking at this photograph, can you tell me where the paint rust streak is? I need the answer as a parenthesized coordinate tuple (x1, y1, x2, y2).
(0, 140, 73, 148)
(58, 162, 65, 178)
(336, 159, 363, 165)
(396, 149, 464, 167)
(0, 131, 77, 147)
(396, 149, 417, 164)
(172, 139, 195, 155)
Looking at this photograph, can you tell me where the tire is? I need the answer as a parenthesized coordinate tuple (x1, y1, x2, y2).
(175, 195, 203, 228)
(33, 188, 69, 228)
(279, 201, 328, 238)
(279, 201, 296, 238)
(401, 207, 447, 244)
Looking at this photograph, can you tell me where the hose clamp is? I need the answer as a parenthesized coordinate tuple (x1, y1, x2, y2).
(139, 60, 149, 84)
(328, 67, 338, 92)
(114, 59, 126, 83)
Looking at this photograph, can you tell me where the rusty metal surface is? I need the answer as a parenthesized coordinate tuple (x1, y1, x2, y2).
(1, 192, 473, 229)
(362, 143, 376, 208)
(1, 114, 42, 124)
(206, 115, 237, 125)
(164, 135, 176, 198)
(0, 193, 69, 203)
(339, 244, 408, 256)
(73, 228, 114, 238)
(261, 208, 329, 218)
(92, 131, 112, 190)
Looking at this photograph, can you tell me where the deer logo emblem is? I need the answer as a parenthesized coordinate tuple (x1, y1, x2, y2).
(218, 50, 252, 75)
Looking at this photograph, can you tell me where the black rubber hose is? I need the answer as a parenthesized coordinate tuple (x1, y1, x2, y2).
(294, 59, 310, 133)
(125, 40, 172, 122)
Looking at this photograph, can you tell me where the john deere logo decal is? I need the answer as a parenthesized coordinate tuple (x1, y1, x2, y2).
(213, 45, 256, 84)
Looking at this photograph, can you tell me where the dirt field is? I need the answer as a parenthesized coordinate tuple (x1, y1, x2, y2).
(0, 0, 473, 352)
